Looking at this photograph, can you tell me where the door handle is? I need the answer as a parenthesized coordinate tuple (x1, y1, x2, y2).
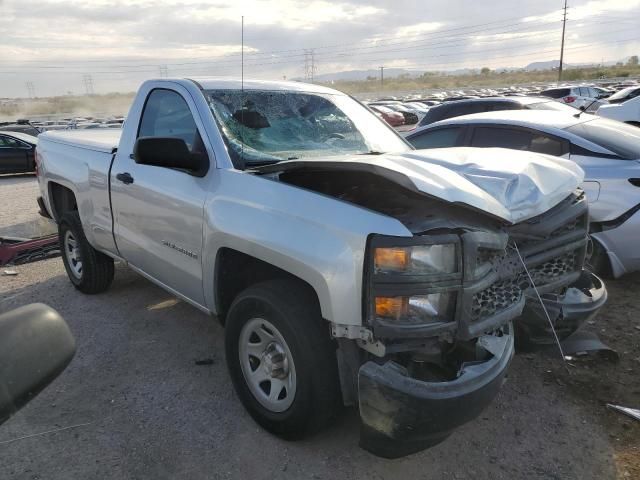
(116, 172, 134, 184)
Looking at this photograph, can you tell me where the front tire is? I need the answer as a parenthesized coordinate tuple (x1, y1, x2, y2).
(224, 279, 341, 438)
(59, 212, 114, 294)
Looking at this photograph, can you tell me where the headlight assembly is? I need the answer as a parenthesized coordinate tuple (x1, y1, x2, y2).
(374, 244, 457, 275)
(367, 234, 462, 331)
(375, 293, 457, 324)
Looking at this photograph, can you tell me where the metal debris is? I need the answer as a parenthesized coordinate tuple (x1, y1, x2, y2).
(607, 404, 640, 422)
(3, 269, 18, 276)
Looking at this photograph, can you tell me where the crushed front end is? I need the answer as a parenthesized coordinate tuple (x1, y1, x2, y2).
(356, 191, 606, 458)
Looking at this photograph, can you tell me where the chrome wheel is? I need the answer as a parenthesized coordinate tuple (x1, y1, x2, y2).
(64, 230, 82, 279)
(238, 317, 296, 412)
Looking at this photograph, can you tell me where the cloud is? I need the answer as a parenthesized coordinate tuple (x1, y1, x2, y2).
(0, 0, 639, 97)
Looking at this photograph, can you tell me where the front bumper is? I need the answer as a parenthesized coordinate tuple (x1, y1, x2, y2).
(358, 327, 514, 458)
(518, 271, 607, 344)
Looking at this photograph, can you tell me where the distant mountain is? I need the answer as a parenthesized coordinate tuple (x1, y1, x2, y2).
(524, 60, 561, 71)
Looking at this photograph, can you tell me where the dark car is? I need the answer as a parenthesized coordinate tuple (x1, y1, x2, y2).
(415, 96, 576, 128)
(0, 131, 38, 174)
(0, 122, 41, 137)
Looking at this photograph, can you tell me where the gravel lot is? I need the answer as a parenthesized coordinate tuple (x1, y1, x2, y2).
(1, 176, 638, 480)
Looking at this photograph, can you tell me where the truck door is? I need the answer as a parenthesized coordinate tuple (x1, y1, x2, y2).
(110, 87, 210, 306)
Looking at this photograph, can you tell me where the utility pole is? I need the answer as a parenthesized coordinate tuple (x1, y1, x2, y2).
(558, 0, 568, 82)
(82, 74, 94, 95)
(159, 65, 169, 78)
(379, 66, 384, 88)
(25, 81, 36, 99)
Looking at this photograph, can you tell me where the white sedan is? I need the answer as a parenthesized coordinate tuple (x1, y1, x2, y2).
(597, 95, 640, 127)
(405, 110, 640, 277)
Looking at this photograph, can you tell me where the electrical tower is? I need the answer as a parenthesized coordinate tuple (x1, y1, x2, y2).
(379, 66, 384, 88)
(304, 49, 316, 82)
(82, 74, 94, 95)
(558, 0, 568, 82)
(25, 81, 36, 99)
(159, 65, 169, 78)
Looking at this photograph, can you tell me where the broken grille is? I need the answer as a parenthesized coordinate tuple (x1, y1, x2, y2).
(471, 275, 527, 320)
(470, 251, 578, 322)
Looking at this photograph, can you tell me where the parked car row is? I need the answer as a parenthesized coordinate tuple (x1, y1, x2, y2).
(0, 116, 125, 137)
(367, 80, 640, 131)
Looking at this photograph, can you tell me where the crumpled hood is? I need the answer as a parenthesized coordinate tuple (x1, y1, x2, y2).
(261, 147, 585, 224)
(380, 147, 584, 223)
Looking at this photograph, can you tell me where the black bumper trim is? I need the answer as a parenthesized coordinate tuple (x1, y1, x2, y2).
(358, 327, 514, 458)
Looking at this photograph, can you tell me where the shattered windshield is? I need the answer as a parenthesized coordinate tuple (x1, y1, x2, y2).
(205, 89, 410, 167)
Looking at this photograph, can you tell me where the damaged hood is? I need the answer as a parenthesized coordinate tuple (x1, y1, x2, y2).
(260, 147, 584, 224)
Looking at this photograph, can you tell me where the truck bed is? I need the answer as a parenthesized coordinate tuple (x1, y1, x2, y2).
(39, 129, 121, 154)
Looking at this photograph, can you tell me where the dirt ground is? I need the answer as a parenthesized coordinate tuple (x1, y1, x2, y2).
(1, 176, 638, 480)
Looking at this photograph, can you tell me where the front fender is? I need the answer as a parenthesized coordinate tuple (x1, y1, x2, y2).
(201, 170, 411, 325)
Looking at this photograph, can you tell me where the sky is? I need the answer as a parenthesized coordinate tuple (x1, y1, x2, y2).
(0, 0, 639, 97)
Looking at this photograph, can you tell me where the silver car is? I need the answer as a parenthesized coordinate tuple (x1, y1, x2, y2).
(406, 110, 640, 277)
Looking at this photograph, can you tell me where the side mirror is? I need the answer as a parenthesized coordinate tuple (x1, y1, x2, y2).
(133, 137, 208, 176)
(0, 304, 75, 426)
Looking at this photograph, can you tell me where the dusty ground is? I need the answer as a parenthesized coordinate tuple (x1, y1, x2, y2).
(1, 176, 638, 480)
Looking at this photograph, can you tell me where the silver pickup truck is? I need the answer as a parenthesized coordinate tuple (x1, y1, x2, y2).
(36, 79, 607, 458)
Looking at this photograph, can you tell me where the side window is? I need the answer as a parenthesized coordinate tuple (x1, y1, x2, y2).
(470, 127, 533, 150)
(138, 89, 201, 152)
(529, 134, 566, 156)
(409, 127, 463, 149)
(0, 136, 21, 148)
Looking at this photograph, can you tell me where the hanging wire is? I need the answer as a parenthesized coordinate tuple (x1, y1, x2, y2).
(512, 240, 571, 373)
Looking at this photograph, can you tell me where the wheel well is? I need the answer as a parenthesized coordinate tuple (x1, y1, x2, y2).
(49, 183, 77, 221)
(215, 248, 321, 322)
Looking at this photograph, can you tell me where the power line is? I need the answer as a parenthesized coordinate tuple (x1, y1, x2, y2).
(1, 11, 632, 75)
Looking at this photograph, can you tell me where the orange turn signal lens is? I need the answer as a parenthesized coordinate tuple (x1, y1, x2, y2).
(374, 247, 410, 272)
(375, 296, 409, 320)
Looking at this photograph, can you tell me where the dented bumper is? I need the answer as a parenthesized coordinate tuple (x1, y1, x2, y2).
(358, 328, 514, 459)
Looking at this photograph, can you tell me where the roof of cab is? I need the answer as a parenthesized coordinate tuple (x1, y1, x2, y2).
(184, 77, 345, 95)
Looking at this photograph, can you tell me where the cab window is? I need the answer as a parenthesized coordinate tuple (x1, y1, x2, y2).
(470, 126, 567, 156)
(138, 89, 201, 153)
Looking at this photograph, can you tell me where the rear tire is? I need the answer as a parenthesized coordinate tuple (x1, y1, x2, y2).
(224, 279, 341, 438)
(59, 211, 114, 294)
